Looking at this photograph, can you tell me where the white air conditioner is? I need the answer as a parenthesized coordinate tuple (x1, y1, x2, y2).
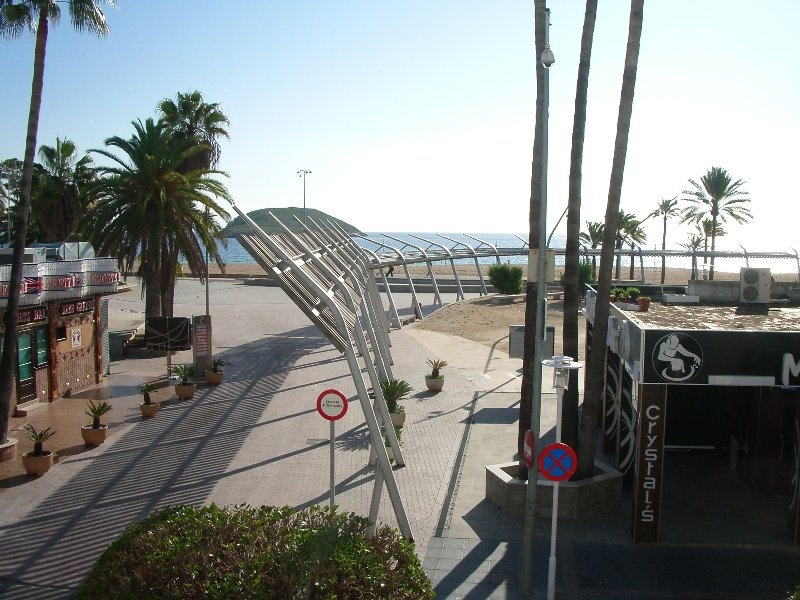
(739, 267, 771, 303)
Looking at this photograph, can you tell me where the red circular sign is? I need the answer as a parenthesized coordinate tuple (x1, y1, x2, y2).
(316, 389, 348, 421)
(538, 442, 578, 482)
(523, 430, 535, 470)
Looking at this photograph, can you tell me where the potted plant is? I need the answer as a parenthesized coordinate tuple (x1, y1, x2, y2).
(82, 400, 113, 446)
(21, 424, 55, 476)
(205, 358, 226, 385)
(637, 295, 651, 312)
(171, 364, 196, 400)
(137, 383, 159, 418)
(625, 287, 640, 302)
(425, 358, 448, 392)
(380, 379, 413, 428)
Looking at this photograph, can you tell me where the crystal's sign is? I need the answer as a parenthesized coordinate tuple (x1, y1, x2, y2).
(783, 354, 800, 386)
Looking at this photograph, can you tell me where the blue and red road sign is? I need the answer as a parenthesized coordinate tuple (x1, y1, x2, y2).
(538, 442, 577, 482)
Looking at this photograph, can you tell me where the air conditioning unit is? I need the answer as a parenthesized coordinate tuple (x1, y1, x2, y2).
(739, 267, 771, 303)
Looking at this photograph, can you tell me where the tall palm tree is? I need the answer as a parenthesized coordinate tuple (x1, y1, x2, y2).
(0, 0, 113, 445)
(681, 166, 752, 280)
(31, 137, 95, 241)
(579, 220, 604, 279)
(614, 210, 640, 279)
(577, 0, 644, 480)
(649, 197, 679, 284)
(158, 91, 230, 314)
(79, 118, 231, 317)
(694, 217, 725, 279)
(621, 212, 647, 280)
(562, 0, 598, 451)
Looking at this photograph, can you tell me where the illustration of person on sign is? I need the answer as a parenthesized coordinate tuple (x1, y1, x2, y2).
(657, 334, 700, 376)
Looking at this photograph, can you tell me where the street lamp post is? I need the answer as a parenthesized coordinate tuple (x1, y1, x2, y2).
(520, 6, 555, 597)
(297, 169, 312, 225)
(541, 355, 582, 600)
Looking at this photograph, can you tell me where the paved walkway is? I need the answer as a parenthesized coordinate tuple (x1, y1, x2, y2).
(1, 279, 799, 599)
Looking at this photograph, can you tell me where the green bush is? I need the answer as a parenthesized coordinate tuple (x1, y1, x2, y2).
(78, 504, 433, 600)
(488, 263, 524, 294)
(559, 259, 597, 293)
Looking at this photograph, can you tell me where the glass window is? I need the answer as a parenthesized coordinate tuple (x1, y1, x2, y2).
(18, 332, 32, 381)
(35, 327, 48, 367)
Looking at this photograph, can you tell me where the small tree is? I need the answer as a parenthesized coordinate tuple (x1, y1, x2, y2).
(488, 263, 524, 294)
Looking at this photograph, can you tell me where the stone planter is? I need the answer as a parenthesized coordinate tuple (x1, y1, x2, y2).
(390, 412, 406, 428)
(175, 383, 196, 400)
(485, 460, 623, 518)
(140, 402, 160, 418)
(205, 370, 224, 385)
(425, 376, 444, 392)
(81, 425, 109, 446)
(22, 451, 54, 476)
(0, 437, 18, 463)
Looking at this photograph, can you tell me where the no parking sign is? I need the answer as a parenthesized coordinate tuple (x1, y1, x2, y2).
(538, 442, 577, 482)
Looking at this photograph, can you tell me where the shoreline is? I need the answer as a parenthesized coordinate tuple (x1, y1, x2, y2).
(184, 262, 799, 286)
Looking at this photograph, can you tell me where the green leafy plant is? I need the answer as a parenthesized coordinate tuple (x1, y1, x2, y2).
(209, 358, 226, 373)
(382, 425, 403, 447)
(561, 259, 597, 293)
(136, 383, 155, 406)
(85, 400, 112, 429)
(170, 364, 195, 385)
(610, 287, 624, 301)
(426, 358, 447, 379)
(488, 263, 524, 294)
(637, 295, 651, 302)
(77, 504, 434, 599)
(625, 287, 640, 301)
(380, 379, 413, 414)
(23, 424, 55, 457)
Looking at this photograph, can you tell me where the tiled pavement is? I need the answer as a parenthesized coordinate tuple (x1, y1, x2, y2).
(2, 279, 800, 599)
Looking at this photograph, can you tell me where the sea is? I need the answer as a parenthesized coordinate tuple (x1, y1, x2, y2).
(218, 233, 798, 276)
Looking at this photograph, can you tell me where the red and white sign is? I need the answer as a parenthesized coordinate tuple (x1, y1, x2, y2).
(316, 389, 348, 421)
(538, 442, 578, 482)
(524, 430, 535, 470)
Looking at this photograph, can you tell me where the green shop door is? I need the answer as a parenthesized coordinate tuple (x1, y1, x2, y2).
(17, 331, 35, 402)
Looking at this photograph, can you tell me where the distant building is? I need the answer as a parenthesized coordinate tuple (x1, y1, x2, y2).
(585, 270, 800, 545)
(0, 243, 119, 414)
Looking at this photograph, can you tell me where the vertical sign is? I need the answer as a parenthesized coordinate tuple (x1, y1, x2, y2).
(632, 384, 667, 543)
(316, 389, 348, 511)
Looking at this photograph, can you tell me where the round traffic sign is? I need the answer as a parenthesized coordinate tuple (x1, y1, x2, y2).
(523, 430, 535, 470)
(538, 442, 577, 482)
(316, 389, 348, 421)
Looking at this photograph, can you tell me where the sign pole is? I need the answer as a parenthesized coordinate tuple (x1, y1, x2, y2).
(330, 419, 335, 511)
(547, 384, 564, 600)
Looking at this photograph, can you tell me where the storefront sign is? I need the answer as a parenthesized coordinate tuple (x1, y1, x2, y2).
(87, 271, 120, 285)
(633, 389, 666, 543)
(58, 299, 94, 318)
(18, 306, 48, 325)
(42, 275, 77, 291)
(643, 330, 800, 386)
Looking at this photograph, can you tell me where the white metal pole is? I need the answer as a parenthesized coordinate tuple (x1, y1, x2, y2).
(547, 383, 564, 600)
(330, 419, 335, 511)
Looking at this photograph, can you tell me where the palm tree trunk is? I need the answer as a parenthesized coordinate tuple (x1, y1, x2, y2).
(660, 215, 667, 284)
(709, 216, 717, 280)
(562, 0, 598, 451)
(518, 0, 546, 472)
(0, 11, 49, 445)
(628, 243, 635, 279)
(576, 0, 644, 480)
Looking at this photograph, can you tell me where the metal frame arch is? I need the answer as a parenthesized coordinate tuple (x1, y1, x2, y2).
(408, 233, 465, 301)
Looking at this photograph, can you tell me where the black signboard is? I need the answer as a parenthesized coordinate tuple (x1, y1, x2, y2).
(643, 330, 800, 386)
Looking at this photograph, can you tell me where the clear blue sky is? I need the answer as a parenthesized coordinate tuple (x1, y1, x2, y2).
(2, 1, 798, 252)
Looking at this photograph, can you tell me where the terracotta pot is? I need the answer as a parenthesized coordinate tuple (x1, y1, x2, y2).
(22, 451, 54, 476)
(140, 402, 160, 418)
(425, 376, 444, 392)
(390, 412, 406, 428)
(638, 298, 651, 312)
(81, 425, 109, 446)
(205, 370, 224, 385)
(175, 383, 196, 400)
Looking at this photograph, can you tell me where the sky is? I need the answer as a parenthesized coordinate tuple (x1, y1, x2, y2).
(2, 1, 799, 253)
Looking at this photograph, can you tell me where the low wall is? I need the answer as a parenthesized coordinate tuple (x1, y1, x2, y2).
(485, 461, 623, 519)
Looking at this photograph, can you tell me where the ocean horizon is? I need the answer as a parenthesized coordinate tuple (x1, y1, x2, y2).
(217, 232, 799, 276)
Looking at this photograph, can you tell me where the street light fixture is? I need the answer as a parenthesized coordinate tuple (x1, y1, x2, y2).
(297, 169, 312, 225)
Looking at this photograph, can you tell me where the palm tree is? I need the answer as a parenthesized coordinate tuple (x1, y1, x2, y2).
(621, 212, 647, 280)
(577, 0, 644, 480)
(0, 0, 113, 445)
(649, 197, 679, 284)
(79, 118, 231, 317)
(158, 91, 230, 314)
(31, 137, 95, 241)
(562, 0, 598, 451)
(681, 166, 752, 280)
(693, 218, 726, 279)
(614, 210, 640, 279)
(579, 220, 604, 279)
(680, 232, 703, 280)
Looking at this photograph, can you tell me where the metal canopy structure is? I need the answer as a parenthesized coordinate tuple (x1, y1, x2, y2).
(233, 207, 413, 540)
